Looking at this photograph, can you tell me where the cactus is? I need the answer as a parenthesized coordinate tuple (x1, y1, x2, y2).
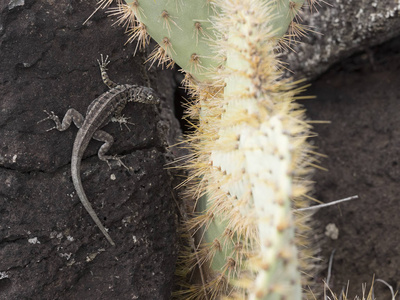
(101, 0, 319, 298)
(111, 0, 306, 82)
(180, 2, 315, 298)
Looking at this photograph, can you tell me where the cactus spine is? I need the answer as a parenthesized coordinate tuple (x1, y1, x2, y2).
(105, 0, 317, 298)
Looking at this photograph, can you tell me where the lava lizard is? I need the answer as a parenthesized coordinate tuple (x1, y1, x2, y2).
(39, 55, 160, 246)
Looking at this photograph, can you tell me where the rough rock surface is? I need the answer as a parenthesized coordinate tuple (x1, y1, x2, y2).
(283, 0, 400, 80)
(305, 36, 400, 298)
(0, 0, 180, 299)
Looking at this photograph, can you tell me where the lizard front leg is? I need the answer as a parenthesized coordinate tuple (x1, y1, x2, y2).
(111, 115, 135, 131)
(97, 54, 118, 89)
(111, 104, 134, 131)
(38, 109, 84, 132)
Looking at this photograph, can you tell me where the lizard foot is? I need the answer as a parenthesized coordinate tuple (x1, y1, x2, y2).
(97, 54, 110, 70)
(37, 110, 60, 131)
(111, 115, 135, 131)
(103, 155, 130, 171)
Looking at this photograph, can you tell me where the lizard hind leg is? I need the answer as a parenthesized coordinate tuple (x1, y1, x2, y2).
(93, 129, 130, 170)
(38, 109, 84, 132)
(97, 54, 118, 89)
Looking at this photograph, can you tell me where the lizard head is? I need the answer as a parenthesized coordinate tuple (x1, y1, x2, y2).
(131, 86, 160, 106)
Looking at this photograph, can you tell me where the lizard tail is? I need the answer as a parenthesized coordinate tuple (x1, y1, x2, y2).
(71, 155, 116, 246)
